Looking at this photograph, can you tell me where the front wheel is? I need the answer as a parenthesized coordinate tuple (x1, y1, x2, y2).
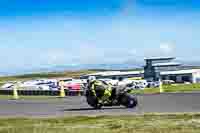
(120, 94, 138, 108)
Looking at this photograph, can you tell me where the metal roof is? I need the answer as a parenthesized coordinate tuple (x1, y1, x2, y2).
(152, 62, 181, 67)
(86, 71, 144, 76)
(161, 69, 200, 75)
(101, 71, 144, 76)
(144, 57, 175, 61)
(87, 71, 121, 76)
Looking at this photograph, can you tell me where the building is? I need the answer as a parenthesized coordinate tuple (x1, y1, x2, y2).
(80, 57, 200, 83)
(144, 57, 181, 81)
(80, 71, 144, 80)
(161, 69, 200, 83)
(143, 57, 200, 83)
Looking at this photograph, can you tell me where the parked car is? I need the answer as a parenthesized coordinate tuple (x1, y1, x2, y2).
(1, 82, 15, 90)
(162, 80, 175, 85)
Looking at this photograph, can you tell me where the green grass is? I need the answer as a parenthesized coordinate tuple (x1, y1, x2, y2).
(0, 114, 200, 133)
(0, 68, 142, 83)
(131, 83, 200, 94)
(0, 82, 4, 87)
(0, 70, 97, 83)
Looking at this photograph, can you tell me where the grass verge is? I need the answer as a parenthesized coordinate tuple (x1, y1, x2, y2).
(0, 113, 200, 133)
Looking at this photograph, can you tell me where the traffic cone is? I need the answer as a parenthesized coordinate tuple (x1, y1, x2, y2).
(59, 81, 65, 98)
(13, 83, 19, 100)
(78, 91, 81, 96)
(159, 80, 163, 93)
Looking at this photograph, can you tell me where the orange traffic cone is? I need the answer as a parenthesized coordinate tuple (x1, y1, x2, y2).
(59, 81, 65, 98)
(13, 82, 19, 100)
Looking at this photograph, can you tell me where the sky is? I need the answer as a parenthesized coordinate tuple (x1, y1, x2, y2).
(0, 0, 200, 75)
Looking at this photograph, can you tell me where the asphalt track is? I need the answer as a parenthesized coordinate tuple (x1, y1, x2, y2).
(0, 93, 200, 117)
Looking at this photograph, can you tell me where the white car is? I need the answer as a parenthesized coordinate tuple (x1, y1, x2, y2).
(1, 83, 14, 89)
(37, 85, 50, 90)
(99, 79, 119, 86)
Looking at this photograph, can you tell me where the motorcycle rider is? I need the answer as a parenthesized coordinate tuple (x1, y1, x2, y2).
(87, 76, 112, 105)
(86, 76, 138, 109)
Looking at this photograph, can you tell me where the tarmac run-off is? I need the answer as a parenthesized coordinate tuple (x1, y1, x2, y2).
(0, 93, 200, 118)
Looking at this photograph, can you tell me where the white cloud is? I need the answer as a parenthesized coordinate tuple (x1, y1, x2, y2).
(142, 42, 176, 58)
(44, 50, 67, 65)
(129, 49, 137, 55)
(159, 42, 175, 54)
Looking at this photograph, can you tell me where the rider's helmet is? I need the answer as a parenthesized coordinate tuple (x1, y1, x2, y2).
(88, 76, 96, 83)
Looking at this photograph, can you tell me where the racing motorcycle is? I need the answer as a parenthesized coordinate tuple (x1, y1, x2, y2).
(84, 82, 138, 109)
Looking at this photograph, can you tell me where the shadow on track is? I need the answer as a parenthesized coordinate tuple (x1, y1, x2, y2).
(64, 107, 126, 112)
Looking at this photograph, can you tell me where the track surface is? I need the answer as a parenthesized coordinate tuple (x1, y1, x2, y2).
(0, 93, 200, 117)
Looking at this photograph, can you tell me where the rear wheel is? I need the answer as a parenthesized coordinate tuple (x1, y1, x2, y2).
(93, 103, 102, 109)
(86, 95, 102, 109)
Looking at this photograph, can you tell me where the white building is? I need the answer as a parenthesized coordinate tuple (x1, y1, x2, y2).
(80, 69, 200, 84)
(80, 71, 144, 80)
(161, 69, 200, 83)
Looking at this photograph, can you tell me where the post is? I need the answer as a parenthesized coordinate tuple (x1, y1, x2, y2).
(59, 81, 65, 98)
(159, 79, 163, 93)
(77, 90, 81, 96)
(13, 82, 20, 100)
(77, 84, 82, 96)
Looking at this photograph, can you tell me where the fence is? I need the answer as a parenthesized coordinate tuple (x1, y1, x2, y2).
(0, 89, 85, 96)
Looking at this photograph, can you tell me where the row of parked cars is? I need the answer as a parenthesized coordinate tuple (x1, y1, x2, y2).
(1, 78, 87, 91)
(93, 78, 161, 90)
(1, 77, 163, 91)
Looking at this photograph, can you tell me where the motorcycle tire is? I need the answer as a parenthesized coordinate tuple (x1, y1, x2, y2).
(120, 94, 138, 108)
(86, 96, 102, 109)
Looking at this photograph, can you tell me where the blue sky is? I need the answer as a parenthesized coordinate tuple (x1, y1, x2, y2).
(0, 0, 200, 75)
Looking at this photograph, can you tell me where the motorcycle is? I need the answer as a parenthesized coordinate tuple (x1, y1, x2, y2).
(84, 82, 138, 109)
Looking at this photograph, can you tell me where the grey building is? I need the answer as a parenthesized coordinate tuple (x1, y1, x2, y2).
(143, 57, 200, 83)
(144, 57, 181, 81)
(80, 57, 200, 84)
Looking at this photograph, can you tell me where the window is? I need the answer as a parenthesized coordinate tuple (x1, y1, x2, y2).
(169, 76, 176, 82)
(182, 76, 191, 82)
